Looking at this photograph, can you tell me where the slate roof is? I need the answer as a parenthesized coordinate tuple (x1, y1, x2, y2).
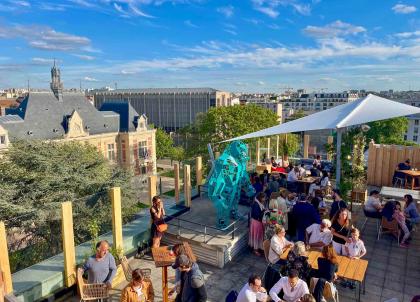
(94, 88, 219, 94)
(0, 91, 120, 140)
(99, 100, 140, 132)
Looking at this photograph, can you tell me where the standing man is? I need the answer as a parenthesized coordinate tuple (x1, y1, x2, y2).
(175, 255, 207, 302)
(82, 240, 117, 288)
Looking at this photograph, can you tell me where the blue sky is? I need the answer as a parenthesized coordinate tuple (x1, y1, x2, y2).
(0, 0, 419, 92)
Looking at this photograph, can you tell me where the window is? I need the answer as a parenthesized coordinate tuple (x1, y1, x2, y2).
(414, 136, 418, 142)
(107, 143, 115, 161)
(0, 135, 5, 145)
(138, 141, 148, 158)
(415, 120, 419, 126)
(404, 135, 407, 141)
(415, 128, 419, 134)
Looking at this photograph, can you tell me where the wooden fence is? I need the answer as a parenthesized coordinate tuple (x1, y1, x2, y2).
(367, 142, 420, 187)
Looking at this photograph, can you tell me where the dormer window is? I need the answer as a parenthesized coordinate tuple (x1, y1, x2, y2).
(27, 130, 33, 135)
(0, 135, 6, 145)
(53, 129, 59, 133)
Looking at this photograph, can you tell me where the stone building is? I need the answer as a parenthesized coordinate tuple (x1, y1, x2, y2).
(0, 65, 156, 175)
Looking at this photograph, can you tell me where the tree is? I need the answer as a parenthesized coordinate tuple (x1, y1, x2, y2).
(155, 127, 174, 159)
(182, 104, 280, 157)
(286, 109, 307, 121)
(366, 117, 411, 145)
(0, 140, 137, 271)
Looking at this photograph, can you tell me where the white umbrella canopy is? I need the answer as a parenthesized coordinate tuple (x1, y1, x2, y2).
(224, 94, 420, 142)
(223, 93, 420, 185)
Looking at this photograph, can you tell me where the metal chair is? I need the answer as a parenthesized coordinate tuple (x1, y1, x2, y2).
(77, 268, 109, 302)
(120, 256, 152, 282)
(394, 177, 405, 188)
(377, 217, 400, 245)
(310, 277, 339, 302)
(360, 206, 380, 234)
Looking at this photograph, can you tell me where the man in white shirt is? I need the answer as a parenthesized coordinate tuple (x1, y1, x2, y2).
(299, 164, 306, 177)
(269, 269, 309, 302)
(364, 190, 382, 218)
(305, 219, 333, 249)
(237, 274, 268, 302)
(287, 167, 300, 182)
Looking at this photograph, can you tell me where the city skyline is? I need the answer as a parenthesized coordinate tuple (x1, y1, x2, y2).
(0, 0, 419, 92)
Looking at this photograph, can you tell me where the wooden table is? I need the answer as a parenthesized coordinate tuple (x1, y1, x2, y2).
(398, 170, 420, 190)
(296, 177, 319, 194)
(281, 248, 368, 302)
(151, 242, 196, 302)
(380, 186, 420, 201)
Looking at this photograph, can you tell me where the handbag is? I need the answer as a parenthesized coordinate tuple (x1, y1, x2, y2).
(156, 222, 168, 233)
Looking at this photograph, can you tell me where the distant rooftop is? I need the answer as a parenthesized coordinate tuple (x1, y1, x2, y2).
(93, 88, 220, 94)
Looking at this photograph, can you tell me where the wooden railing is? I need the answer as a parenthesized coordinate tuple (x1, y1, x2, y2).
(367, 142, 420, 187)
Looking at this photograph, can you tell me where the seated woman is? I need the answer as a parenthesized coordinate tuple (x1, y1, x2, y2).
(271, 157, 278, 167)
(268, 225, 293, 265)
(313, 244, 338, 301)
(394, 201, 411, 248)
(364, 190, 382, 218)
(120, 269, 154, 302)
(281, 241, 312, 284)
(404, 194, 420, 226)
(320, 171, 330, 189)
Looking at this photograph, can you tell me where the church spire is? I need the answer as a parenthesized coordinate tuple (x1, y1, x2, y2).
(50, 61, 63, 101)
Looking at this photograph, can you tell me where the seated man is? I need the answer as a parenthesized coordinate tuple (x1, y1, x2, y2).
(237, 274, 268, 302)
(310, 164, 321, 177)
(287, 167, 300, 192)
(392, 159, 411, 185)
(364, 190, 382, 218)
(269, 269, 309, 302)
(82, 240, 117, 287)
(305, 219, 333, 249)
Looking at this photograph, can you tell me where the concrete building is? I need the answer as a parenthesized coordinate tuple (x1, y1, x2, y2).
(0, 65, 156, 175)
(92, 88, 232, 132)
(239, 99, 283, 122)
(281, 91, 364, 113)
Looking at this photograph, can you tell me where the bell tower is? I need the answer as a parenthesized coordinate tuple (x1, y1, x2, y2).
(50, 60, 63, 101)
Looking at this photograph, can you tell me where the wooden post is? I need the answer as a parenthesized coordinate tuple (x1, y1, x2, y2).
(0, 222, 12, 294)
(327, 136, 334, 161)
(276, 135, 280, 160)
(174, 163, 180, 204)
(304, 134, 310, 158)
(256, 139, 261, 165)
(267, 137, 271, 158)
(196, 156, 202, 187)
(184, 164, 191, 207)
(148, 175, 157, 205)
(61, 202, 76, 287)
(110, 187, 123, 253)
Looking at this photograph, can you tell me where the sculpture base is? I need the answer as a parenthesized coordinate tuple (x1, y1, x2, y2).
(163, 197, 249, 268)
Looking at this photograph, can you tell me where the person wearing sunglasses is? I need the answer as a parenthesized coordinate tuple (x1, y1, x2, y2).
(269, 269, 309, 302)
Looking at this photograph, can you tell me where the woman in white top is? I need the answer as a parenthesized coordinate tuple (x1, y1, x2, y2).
(320, 171, 330, 188)
(268, 225, 293, 264)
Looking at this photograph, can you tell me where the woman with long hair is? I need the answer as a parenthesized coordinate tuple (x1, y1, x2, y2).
(150, 196, 165, 248)
(249, 192, 267, 256)
(404, 194, 420, 225)
(318, 244, 339, 281)
(330, 208, 350, 255)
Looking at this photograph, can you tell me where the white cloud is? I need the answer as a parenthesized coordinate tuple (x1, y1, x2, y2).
(217, 5, 234, 18)
(392, 3, 417, 14)
(251, 0, 313, 18)
(84, 76, 99, 82)
(224, 29, 237, 35)
(254, 5, 279, 18)
(395, 30, 420, 38)
(72, 54, 95, 60)
(303, 20, 366, 38)
(0, 24, 92, 52)
(31, 57, 60, 65)
(258, 81, 265, 85)
(184, 20, 198, 28)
